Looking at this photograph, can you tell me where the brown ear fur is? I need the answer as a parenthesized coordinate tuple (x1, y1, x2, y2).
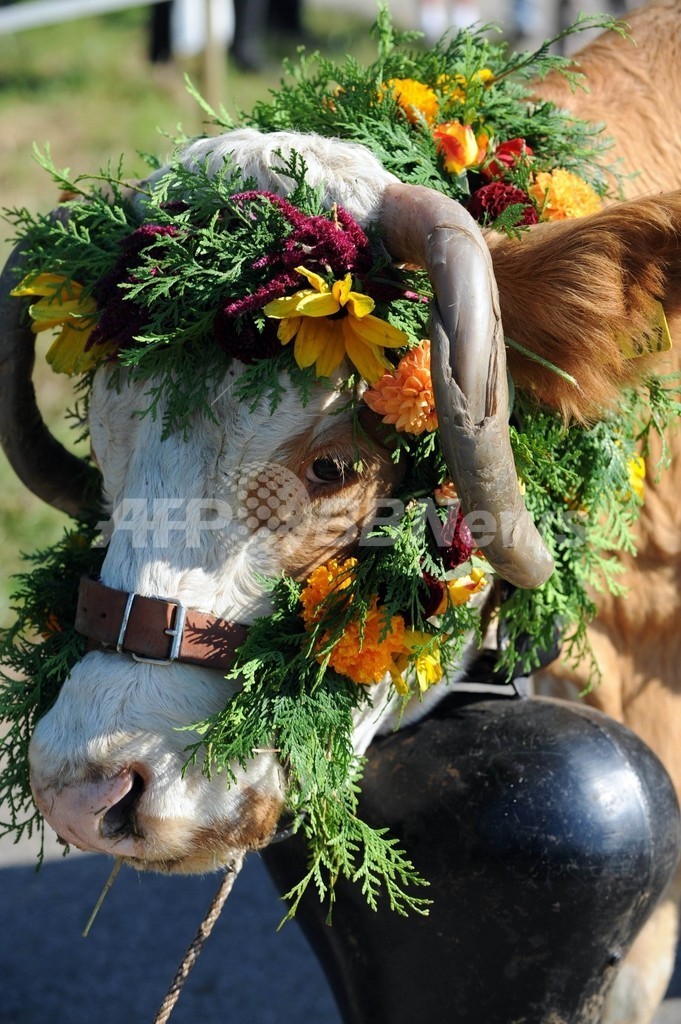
(487, 191, 681, 421)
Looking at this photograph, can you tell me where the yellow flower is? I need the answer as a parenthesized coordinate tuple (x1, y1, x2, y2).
(433, 121, 489, 176)
(363, 340, 438, 435)
(384, 78, 439, 125)
(529, 169, 602, 221)
(438, 68, 494, 103)
(391, 630, 444, 694)
(627, 455, 645, 501)
(264, 266, 408, 382)
(436, 568, 488, 611)
(11, 272, 108, 375)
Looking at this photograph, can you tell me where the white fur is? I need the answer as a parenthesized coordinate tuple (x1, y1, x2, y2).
(177, 128, 399, 224)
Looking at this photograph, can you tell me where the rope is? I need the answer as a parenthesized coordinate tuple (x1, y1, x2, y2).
(153, 853, 245, 1024)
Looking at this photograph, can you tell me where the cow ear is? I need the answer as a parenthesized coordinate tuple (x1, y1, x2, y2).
(487, 192, 681, 421)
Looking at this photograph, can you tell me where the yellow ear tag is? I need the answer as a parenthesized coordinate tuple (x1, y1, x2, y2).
(618, 299, 672, 359)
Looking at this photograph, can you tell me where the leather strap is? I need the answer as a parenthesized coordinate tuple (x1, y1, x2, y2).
(75, 575, 249, 670)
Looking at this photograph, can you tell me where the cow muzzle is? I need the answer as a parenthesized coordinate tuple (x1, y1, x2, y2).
(30, 763, 285, 871)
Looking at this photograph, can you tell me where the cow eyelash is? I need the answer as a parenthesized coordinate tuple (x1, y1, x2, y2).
(306, 456, 357, 485)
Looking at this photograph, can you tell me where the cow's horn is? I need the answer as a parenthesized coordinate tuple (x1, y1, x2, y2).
(379, 182, 554, 589)
(0, 241, 101, 518)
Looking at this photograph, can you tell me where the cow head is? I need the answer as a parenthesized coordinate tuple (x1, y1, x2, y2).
(4, 118, 681, 877)
(0, 129, 554, 874)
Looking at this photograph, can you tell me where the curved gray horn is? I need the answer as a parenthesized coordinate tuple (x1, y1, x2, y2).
(0, 242, 101, 519)
(379, 182, 554, 589)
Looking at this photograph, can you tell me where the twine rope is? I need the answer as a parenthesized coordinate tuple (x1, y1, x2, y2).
(153, 853, 245, 1024)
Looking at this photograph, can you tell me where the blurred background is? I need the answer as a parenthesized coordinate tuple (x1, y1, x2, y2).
(3, 3, 677, 1024)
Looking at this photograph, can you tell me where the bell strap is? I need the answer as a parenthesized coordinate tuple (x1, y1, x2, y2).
(75, 575, 249, 670)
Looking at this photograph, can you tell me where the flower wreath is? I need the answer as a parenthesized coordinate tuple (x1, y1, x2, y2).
(1, 7, 679, 917)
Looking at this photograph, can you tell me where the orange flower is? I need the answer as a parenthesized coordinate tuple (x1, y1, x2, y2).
(434, 480, 458, 506)
(363, 340, 437, 435)
(529, 169, 602, 220)
(433, 121, 488, 175)
(324, 606, 406, 685)
(385, 78, 439, 125)
(300, 557, 357, 626)
(300, 557, 406, 685)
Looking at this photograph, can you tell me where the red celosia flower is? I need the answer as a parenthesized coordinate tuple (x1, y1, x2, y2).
(215, 191, 376, 362)
(220, 192, 373, 319)
(482, 137, 533, 180)
(467, 182, 539, 226)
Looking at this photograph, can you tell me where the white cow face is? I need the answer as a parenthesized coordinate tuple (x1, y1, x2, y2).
(28, 362, 403, 873)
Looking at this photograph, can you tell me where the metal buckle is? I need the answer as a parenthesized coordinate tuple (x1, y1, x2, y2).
(115, 592, 187, 666)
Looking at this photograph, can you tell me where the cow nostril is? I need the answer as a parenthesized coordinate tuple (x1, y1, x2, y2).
(101, 771, 145, 839)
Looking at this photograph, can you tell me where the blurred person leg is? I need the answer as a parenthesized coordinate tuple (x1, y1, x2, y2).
(270, 0, 303, 36)
(149, 1, 173, 63)
(231, 0, 269, 71)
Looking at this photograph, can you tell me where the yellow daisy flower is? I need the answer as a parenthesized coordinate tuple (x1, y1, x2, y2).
(264, 266, 408, 382)
(11, 272, 110, 375)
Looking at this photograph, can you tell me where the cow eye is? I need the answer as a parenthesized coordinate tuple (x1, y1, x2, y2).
(307, 457, 353, 484)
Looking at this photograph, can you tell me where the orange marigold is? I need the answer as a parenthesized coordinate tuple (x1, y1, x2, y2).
(326, 605, 407, 685)
(385, 78, 439, 125)
(300, 557, 406, 685)
(300, 557, 357, 626)
(363, 340, 438, 435)
(529, 169, 602, 221)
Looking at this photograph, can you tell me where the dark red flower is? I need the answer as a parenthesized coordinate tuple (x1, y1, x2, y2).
(421, 572, 447, 619)
(482, 138, 533, 180)
(467, 182, 539, 226)
(87, 224, 180, 352)
(441, 506, 475, 569)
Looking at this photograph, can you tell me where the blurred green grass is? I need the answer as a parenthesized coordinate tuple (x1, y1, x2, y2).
(0, 4, 378, 625)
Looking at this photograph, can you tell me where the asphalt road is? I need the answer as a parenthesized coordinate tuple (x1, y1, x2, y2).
(0, 835, 341, 1024)
(1, 825, 680, 1024)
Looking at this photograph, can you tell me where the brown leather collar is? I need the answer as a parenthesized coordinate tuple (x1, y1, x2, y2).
(75, 576, 249, 670)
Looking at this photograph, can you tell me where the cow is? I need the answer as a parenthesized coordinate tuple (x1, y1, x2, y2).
(1, 1, 681, 1021)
